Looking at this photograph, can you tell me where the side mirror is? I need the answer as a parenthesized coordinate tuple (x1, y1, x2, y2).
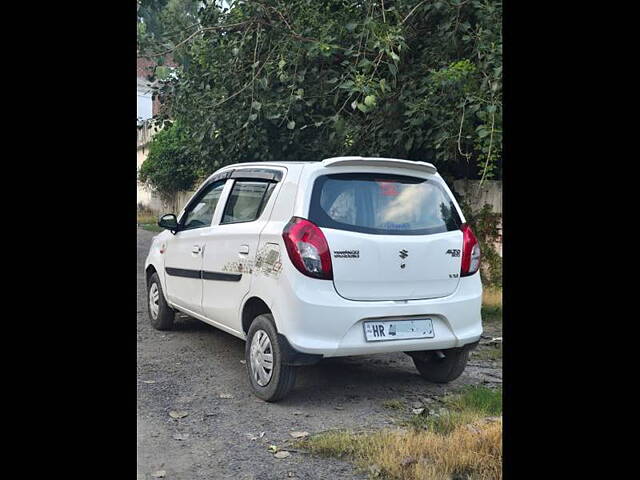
(158, 213, 178, 232)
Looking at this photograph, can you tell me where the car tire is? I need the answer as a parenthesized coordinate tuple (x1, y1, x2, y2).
(245, 314, 297, 402)
(147, 272, 175, 331)
(411, 348, 469, 383)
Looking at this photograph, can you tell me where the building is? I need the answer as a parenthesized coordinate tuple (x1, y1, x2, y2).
(137, 56, 175, 212)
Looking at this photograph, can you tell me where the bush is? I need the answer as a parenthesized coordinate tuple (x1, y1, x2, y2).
(138, 122, 199, 203)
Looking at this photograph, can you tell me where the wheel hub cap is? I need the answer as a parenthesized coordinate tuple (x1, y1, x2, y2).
(149, 283, 160, 320)
(249, 330, 274, 386)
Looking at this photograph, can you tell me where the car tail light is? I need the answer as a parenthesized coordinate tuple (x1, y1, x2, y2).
(282, 217, 333, 280)
(460, 223, 481, 277)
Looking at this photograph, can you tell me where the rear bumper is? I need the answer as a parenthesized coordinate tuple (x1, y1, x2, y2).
(272, 272, 483, 357)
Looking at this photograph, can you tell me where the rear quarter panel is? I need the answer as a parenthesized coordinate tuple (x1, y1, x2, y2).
(240, 165, 304, 331)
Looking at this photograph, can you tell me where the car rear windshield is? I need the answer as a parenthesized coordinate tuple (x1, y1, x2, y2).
(308, 173, 462, 235)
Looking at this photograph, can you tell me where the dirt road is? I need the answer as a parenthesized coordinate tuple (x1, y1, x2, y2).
(137, 228, 502, 479)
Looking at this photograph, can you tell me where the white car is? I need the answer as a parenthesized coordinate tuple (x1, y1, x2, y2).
(144, 157, 482, 401)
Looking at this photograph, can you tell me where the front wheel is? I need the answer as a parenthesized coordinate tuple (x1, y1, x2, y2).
(410, 348, 470, 383)
(245, 314, 297, 402)
(147, 272, 175, 331)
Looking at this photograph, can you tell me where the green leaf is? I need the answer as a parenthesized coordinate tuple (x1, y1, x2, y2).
(142, 0, 502, 189)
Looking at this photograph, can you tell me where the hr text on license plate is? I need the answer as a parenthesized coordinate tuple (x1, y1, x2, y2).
(363, 319, 434, 342)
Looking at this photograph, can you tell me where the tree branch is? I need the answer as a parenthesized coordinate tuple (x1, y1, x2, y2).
(478, 109, 496, 187)
(402, 0, 430, 25)
(137, 21, 252, 58)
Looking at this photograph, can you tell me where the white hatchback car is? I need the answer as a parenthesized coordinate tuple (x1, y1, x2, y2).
(145, 157, 482, 401)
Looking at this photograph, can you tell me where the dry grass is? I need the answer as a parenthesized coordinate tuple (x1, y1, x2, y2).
(481, 286, 502, 324)
(382, 399, 405, 410)
(302, 386, 502, 480)
(482, 287, 502, 310)
(137, 210, 164, 232)
(404, 386, 502, 433)
(302, 420, 501, 480)
(137, 213, 158, 225)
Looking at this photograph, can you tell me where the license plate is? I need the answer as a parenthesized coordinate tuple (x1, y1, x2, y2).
(363, 319, 434, 342)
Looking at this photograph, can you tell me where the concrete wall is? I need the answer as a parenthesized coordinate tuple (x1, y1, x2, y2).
(166, 189, 198, 216)
(140, 176, 503, 217)
(452, 179, 502, 214)
(452, 179, 502, 256)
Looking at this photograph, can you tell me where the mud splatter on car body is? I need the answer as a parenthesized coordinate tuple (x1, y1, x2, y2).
(221, 243, 282, 278)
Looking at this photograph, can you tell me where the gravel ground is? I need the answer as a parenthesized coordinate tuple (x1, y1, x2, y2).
(137, 228, 502, 480)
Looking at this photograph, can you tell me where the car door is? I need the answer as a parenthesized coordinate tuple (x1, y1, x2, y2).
(201, 174, 280, 332)
(163, 180, 228, 314)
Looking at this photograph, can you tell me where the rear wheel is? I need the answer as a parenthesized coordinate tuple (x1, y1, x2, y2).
(147, 272, 175, 331)
(410, 348, 469, 383)
(245, 314, 297, 402)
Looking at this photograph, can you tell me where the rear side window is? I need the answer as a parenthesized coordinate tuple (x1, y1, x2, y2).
(221, 181, 276, 224)
(308, 173, 461, 235)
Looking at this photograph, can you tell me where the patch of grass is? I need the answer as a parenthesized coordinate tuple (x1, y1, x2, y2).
(482, 286, 502, 324)
(403, 386, 502, 434)
(473, 345, 503, 362)
(137, 213, 158, 225)
(139, 223, 164, 232)
(301, 420, 502, 480)
(137, 210, 163, 232)
(448, 385, 502, 416)
(382, 399, 405, 410)
(482, 286, 502, 309)
(301, 386, 502, 480)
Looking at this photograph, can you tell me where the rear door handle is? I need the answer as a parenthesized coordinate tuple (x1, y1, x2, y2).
(238, 245, 250, 255)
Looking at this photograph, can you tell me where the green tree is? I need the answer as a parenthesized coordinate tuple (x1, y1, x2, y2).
(141, 0, 502, 181)
(137, 0, 202, 64)
(138, 122, 200, 202)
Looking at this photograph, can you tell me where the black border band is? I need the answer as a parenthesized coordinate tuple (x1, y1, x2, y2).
(165, 267, 201, 279)
(165, 267, 242, 282)
(202, 271, 242, 282)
